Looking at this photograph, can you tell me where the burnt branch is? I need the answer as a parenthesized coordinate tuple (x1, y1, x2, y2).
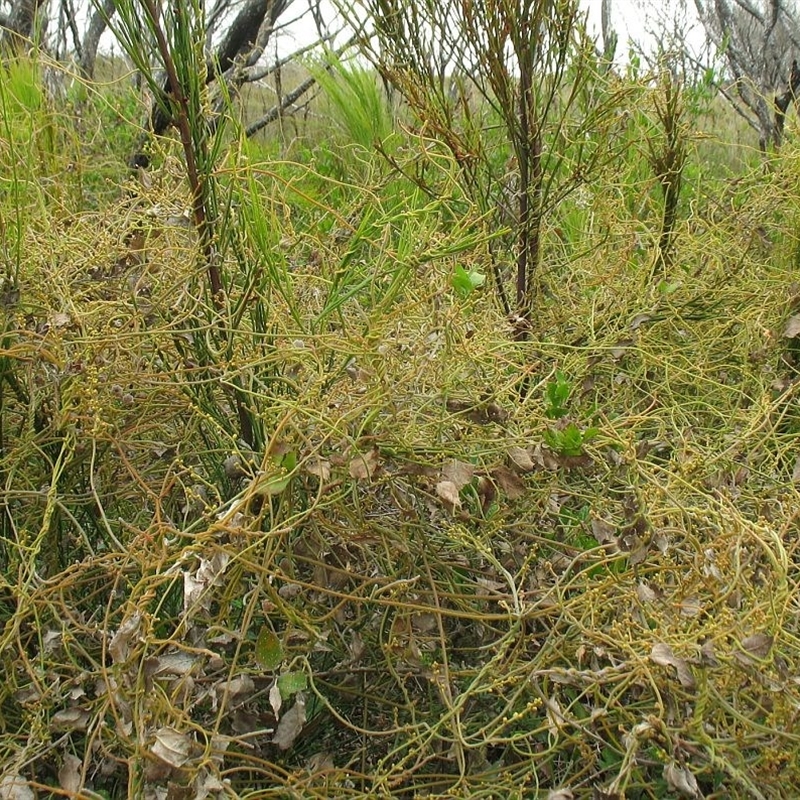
(774, 57, 800, 145)
(131, 0, 292, 167)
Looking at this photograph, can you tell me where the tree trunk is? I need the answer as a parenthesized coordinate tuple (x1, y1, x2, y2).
(79, 0, 117, 79)
(601, 0, 617, 60)
(1, 0, 44, 52)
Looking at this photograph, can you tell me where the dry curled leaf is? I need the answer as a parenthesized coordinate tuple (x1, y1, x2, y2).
(151, 726, 191, 768)
(51, 708, 91, 732)
(193, 770, 227, 800)
(349, 448, 379, 480)
(215, 675, 255, 701)
(507, 445, 535, 472)
(735, 632, 773, 666)
(51, 311, 71, 329)
(306, 752, 335, 774)
(491, 465, 526, 499)
(636, 582, 657, 603)
(305, 458, 331, 482)
(591, 518, 618, 549)
(534, 442, 561, 471)
(441, 459, 474, 489)
(783, 314, 800, 338)
(631, 312, 653, 331)
(436, 480, 461, 509)
(269, 681, 282, 718)
(476, 476, 496, 510)
(650, 643, 696, 689)
(700, 639, 720, 667)
(108, 612, 142, 665)
(58, 753, 82, 794)
(273, 695, 306, 750)
(663, 762, 700, 798)
(679, 596, 703, 617)
(184, 551, 230, 613)
(0, 774, 35, 800)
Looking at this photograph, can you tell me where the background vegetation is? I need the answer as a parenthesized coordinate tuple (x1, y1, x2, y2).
(0, 1, 799, 798)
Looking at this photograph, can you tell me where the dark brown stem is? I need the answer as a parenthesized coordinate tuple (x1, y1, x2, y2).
(140, 0, 223, 307)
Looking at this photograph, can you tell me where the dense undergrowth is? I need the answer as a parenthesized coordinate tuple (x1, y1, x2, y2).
(0, 46, 799, 800)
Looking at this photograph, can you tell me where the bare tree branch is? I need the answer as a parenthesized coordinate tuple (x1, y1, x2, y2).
(601, 0, 617, 59)
(1, 0, 45, 51)
(79, 0, 116, 78)
(694, 0, 798, 149)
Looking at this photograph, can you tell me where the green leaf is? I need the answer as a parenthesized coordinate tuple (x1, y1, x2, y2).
(575, 533, 599, 552)
(545, 371, 571, 419)
(254, 472, 292, 495)
(544, 421, 596, 457)
(451, 265, 485, 298)
(559, 423, 586, 456)
(582, 426, 600, 443)
(277, 671, 308, 699)
(255, 628, 283, 671)
(658, 280, 680, 295)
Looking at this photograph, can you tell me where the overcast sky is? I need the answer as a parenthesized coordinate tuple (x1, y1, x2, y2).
(587, 0, 701, 47)
(272, 0, 704, 59)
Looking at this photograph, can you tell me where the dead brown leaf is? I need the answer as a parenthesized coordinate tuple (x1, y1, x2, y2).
(441, 459, 474, 489)
(663, 762, 700, 798)
(51, 708, 91, 732)
(625, 536, 650, 565)
(631, 312, 653, 331)
(784, 314, 800, 338)
(476, 476, 497, 510)
(735, 632, 773, 666)
(144, 650, 197, 681)
(436, 480, 461, 509)
(151, 726, 191, 768)
(559, 453, 594, 470)
(305, 458, 331, 482)
(108, 612, 142, 665)
(679, 597, 703, 617)
(636, 582, 657, 603)
(51, 311, 71, 329)
(445, 397, 508, 424)
(611, 338, 634, 360)
(700, 639, 720, 667)
(349, 448, 379, 480)
(215, 675, 255, 702)
(507, 446, 535, 472)
(193, 770, 227, 800)
(273, 695, 306, 750)
(0, 774, 35, 800)
(270, 682, 282, 718)
(591, 518, 618, 549)
(306, 752, 335, 774)
(650, 643, 696, 689)
(491, 465, 526, 499)
(58, 753, 82, 795)
(184, 552, 231, 614)
(532, 442, 560, 471)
